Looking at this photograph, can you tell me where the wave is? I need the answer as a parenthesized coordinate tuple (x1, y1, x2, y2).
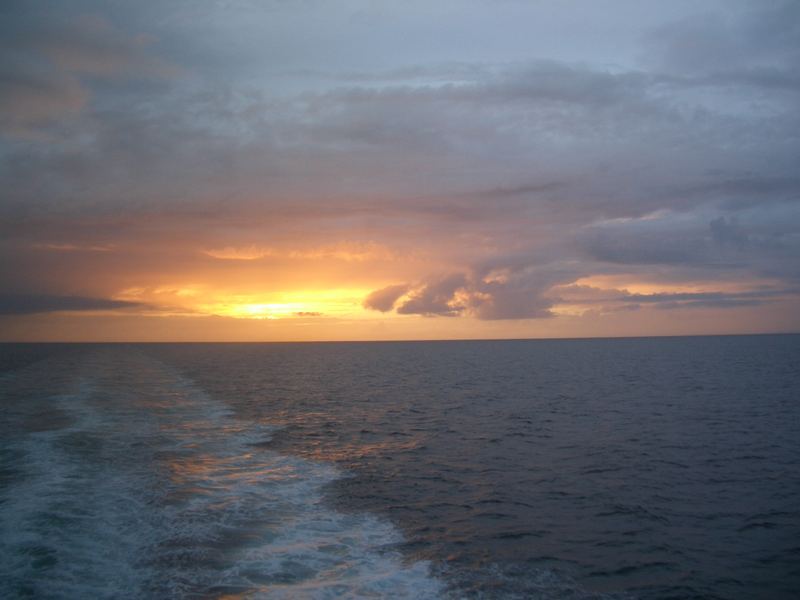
(0, 348, 443, 599)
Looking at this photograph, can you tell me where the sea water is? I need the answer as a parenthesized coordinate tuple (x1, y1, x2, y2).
(1, 336, 798, 598)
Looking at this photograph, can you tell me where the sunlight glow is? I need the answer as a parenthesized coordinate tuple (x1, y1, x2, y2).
(198, 288, 373, 320)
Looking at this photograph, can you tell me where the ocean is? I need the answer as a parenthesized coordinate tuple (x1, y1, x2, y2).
(1, 336, 798, 599)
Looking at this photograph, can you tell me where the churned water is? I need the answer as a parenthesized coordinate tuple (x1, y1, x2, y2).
(1, 336, 799, 599)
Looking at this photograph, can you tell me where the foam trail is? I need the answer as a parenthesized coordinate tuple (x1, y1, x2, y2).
(0, 348, 444, 599)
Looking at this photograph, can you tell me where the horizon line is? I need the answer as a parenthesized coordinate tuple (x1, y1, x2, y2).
(2, 331, 798, 344)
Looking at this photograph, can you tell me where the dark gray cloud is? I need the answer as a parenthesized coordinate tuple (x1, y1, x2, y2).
(363, 284, 410, 312)
(622, 289, 793, 309)
(644, 1, 800, 77)
(0, 294, 144, 315)
(709, 216, 749, 248)
(469, 281, 556, 320)
(373, 265, 574, 320)
(581, 228, 710, 267)
(396, 274, 468, 317)
(551, 284, 797, 313)
(576, 202, 800, 289)
(0, 13, 173, 133)
(672, 176, 800, 209)
(0, 60, 87, 132)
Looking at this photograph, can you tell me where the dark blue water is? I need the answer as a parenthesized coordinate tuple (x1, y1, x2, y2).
(1, 336, 799, 599)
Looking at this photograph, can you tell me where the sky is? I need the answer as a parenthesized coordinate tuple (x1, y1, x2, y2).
(1, 0, 799, 341)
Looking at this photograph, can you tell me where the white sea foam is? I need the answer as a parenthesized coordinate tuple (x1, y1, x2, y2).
(0, 348, 444, 599)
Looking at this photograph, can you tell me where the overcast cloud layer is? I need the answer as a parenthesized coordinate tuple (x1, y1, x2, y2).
(1, 0, 798, 339)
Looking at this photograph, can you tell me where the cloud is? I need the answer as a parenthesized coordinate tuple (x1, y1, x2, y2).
(673, 176, 800, 209)
(577, 204, 800, 290)
(1, 1, 799, 336)
(580, 226, 710, 266)
(367, 267, 567, 320)
(553, 284, 796, 312)
(643, 1, 800, 77)
(31, 15, 174, 78)
(363, 284, 410, 312)
(0, 294, 144, 315)
(0, 14, 174, 133)
(709, 216, 748, 248)
(469, 280, 556, 320)
(204, 246, 276, 260)
(204, 242, 398, 262)
(32, 242, 114, 252)
(622, 289, 792, 309)
(396, 274, 468, 317)
(0, 59, 88, 132)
